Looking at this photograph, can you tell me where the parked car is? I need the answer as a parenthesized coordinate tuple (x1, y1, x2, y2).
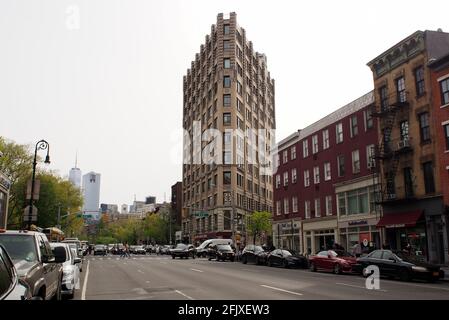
(65, 243, 84, 272)
(0, 229, 65, 300)
(208, 244, 235, 262)
(266, 249, 308, 268)
(50, 243, 80, 299)
(133, 245, 146, 255)
(0, 244, 34, 300)
(160, 245, 171, 255)
(196, 239, 233, 258)
(353, 249, 444, 282)
(309, 250, 357, 274)
(241, 245, 269, 265)
(94, 245, 107, 256)
(170, 243, 196, 259)
(145, 244, 155, 253)
(62, 239, 83, 257)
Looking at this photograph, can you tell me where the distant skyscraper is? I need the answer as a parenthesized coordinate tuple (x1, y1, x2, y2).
(121, 204, 128, 214)
(82, 172, 101, 220)
(69, 154, 81, 188)
(145, 196, 156, 205)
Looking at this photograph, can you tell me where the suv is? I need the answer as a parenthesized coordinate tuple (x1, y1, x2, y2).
(0, 230, 66, 300)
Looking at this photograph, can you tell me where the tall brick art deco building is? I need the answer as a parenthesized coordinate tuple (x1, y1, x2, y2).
(181, 13, 276, 246)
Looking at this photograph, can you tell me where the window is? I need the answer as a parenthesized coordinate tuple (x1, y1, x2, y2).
(284, 198, 289, 214)
(236, 98, 243, 113)
(325, 195, 333, 216)
(0, 252, 13, 296)
(237, 117, 244, 130)
(314, 198, 321, 217)
(440, 77, 449, 105)
(324, 162, 331, 181)
(223, 132, 232, 145)
(237, 173, 244, 187)
(400, 120, 409, 142)
(364, 109, 373, 130)
(283, 150, 288, 164)
(275, 154, 280, 167)
(303, 140, 309, 157)
(366, 145, 375, 168)
(404, 167, 414, 198)
(313, 166, 320, 184)
(444, 124, 449, 150)
(304, 170, 310, 187)
(292, 197, 298, 213)
(338, 186, 373, 215)
(275, 175, 280, 189)
(223, 76, 231, 88)
(322, 130, 329, 149)
(292, 168, 297, 183)
(223, 171, 231, 185)
(415, 66, 425, 96)
(223, 151, 231, 164)
(223, 113, 231, 125)
(305, 201, 311, 219)
(352, 150, 360, 174)
(312, 135, 319, 154)
(223, 40, 231, 50)
(336, 123, 343, 143)
(337, 155, 345, 177)
(224, 58, 231, 69)
(379, 85, 388, 111)
(419, 112, 431, 143)
(237, 81, 242, 95)
(276, 201, 281, 216)
(223, 94, 231, 107)
(396, 77, 406, 102)
(283, 171, 289, 186)
(423, 162, 435, 194)
(223, 25, 230, 35)
(350, 116, 358, 137)
(291, 146, 297, 159)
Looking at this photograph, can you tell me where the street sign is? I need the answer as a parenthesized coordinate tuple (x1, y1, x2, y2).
(194, 211, 209, 218)
(23, 205, 38, 222)
(26, 180, 40, 200)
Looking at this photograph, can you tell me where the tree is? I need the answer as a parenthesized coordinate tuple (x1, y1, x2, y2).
(247, 211, 272, 245)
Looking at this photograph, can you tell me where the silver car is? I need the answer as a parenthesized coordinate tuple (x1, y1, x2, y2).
(50, 243, 80, 299)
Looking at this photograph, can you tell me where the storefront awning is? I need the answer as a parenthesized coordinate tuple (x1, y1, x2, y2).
(376, 210, 423, 228)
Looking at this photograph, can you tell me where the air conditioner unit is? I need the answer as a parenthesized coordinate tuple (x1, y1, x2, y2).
(397, 139, 410, 149)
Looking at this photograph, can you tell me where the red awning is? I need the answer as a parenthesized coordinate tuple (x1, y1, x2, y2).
(376, 210, 423, 228)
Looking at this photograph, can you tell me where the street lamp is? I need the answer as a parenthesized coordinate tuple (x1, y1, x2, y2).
(27, 139, 50, 230)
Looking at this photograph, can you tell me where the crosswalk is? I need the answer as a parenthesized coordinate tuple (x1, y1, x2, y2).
(88, 255, 172, 261)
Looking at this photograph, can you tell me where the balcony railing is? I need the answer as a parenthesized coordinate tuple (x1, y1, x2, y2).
(372, 91, 410, 117)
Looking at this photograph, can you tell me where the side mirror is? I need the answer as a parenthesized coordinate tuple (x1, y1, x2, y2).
(74, 257, 81, 264)
(52, 246, 67, 263)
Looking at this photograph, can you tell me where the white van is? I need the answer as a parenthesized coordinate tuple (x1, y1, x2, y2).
(196, 239, 233, 257)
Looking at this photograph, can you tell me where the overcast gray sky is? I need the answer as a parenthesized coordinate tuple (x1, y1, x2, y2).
(1, 0, 448, 207)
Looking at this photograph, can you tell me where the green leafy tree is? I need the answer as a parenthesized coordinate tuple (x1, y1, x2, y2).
(247, 211, 272, 245)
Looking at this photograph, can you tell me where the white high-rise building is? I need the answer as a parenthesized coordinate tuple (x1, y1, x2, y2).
(121, 204, 128, 214)
(68, 155, 82, 188)
(82, 172, 101, 220)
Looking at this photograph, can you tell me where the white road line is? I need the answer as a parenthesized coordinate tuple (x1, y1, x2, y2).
(138, 270, 144, 274)
(91, 258, 95, 261)
(260, 284, 303, 296)
(146, 280, 150, 283)
(160, 262, 167, 265)
(175, 290, 194, 300)
(336, 282, 388, 292)
(190, 268, 204, 273)
(81, 260, 90, 300)
(123, 262, 127, 265)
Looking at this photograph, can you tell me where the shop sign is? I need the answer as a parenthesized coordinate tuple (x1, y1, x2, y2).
(348, 220, 368, 226)
(385, 224, 405, 228)
(0, 173, 11, 191)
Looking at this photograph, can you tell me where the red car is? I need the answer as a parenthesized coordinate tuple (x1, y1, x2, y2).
(308, 250, 357, 274)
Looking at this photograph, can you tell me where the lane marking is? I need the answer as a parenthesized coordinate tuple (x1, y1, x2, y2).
(260, 284, 303, 296)
(190, 268, 204, 273)
(175, 290, 194, 300)
(81, 260, 90, 300)
(160, 262, 167, 265)
(336, 282, 388, 292)
(146, 280, 150, 283)
(138, 270, 144, 274)
(123, 262, 127, 265)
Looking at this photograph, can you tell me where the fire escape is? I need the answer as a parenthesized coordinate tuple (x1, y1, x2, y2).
(372, 90, 413, 204)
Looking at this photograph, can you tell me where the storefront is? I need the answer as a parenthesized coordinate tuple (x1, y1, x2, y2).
(338, 217, 381, 253)
(272, 219, 301, 252)
(0, 172, 11, 229)
(302, 217, 338, 255)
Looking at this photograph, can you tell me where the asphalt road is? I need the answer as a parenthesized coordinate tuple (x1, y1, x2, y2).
(74, 254, 449, 300)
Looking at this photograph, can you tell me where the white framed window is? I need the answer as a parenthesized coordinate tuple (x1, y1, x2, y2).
(350, 115, 358, 137)
(364, 109, 373, 131)
(275, 175, 280, 189)
(276, 154, 280, 167)
(313, 166, 320, 184)
(305, 201, 311, 219)
(283, 171, 289, 186)
(284, 198, 289, 214)
(303, 140, 309, 158)
(366, 144, 375, 168)
(323, 129, 330, 149)
(352, 150, 360, 174)
(292, 197, 298, 213)
(312, 135, 319, 154)
(291, 146, 297, 160)
(336, 122, 343, 143)
(324, 162, 331, 181)
(276, 201, 281, 216)
(337, 155, 345, 177)
(315, 198, 321, 217)
(283, 150, 288, 164)
(325, 195, 333, 216)
(292, 168, 297, 183)
(304, 170, 310, 187)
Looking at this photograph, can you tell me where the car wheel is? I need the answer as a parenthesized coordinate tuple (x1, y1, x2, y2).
(192, 253, 195, 259)
(242, 256, 247, 264)
(208, 257, 212, 261)
(309, 262, 316, 272)
(334, 264, 342, 275)
(216, 256, 221, 261)
(172, 255, 175, 259)
(283, 260, 290, 269)
(255, 257, 259, 265)
(400, 269, 411, 282)
(53, 279, 62, 301)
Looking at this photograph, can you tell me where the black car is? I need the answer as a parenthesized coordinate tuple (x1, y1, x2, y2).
(0, 245, 34, 300)
(241, 245, 269, 265)
(94, 245, 107, 256)
(266, 249, 308, 269)
(170, 244, 196, 259)
(354, 249, 444, 282)
(208, 244, 235, 262)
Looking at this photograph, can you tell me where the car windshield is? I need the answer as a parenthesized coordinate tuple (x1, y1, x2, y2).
(281, 250, 292, 256)
(332, 250, 353, 257)
(217, 245, 232, 251)
(176, 244, 188, 249)
(0, 234, 38, 262)
(95, 245, 104, 249)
